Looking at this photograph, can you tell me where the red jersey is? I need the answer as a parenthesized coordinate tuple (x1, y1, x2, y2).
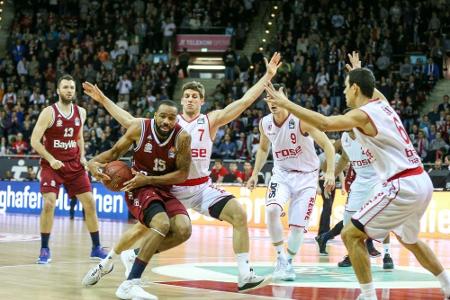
(42, 103, 82, 163)
(132, 118, 183, 189)
(344, 165, 356, 192)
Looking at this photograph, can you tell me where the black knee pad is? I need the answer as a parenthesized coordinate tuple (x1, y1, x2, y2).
(143, 201, 166, 227)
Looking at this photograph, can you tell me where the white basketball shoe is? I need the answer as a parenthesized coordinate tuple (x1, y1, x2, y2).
(115, 279, 158, 300)
(120, 249, 137, 278)
(82, 263, 114, 286)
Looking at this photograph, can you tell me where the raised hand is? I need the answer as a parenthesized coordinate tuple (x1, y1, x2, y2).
(345, 51, 362, 72)
(82, 82, 107, 104)
(264, 81, 290, 108)
(264, 52, 282, 78)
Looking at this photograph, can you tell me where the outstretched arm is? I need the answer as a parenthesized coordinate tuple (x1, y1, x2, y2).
(208, 52, 282, 129)
(265, 83, 369, 132)
(83, 82, 139, 129)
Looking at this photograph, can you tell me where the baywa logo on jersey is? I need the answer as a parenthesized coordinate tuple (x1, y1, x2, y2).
(147, 134, 153, 141)
(197, 117, 205, 124)
(168, 146, 176, 158)
(144, 142, 153, 153)
(56, 119, 63, 127)
(289, 119, 295, 129)
(75, 117, 80, 126)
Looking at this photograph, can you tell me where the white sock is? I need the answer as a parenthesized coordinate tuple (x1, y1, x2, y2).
(287, 227, 305, 261)
(360, 282, 377, 300)
(275, 244, 287, 261)
(236, 252, 251, 277)
(100, 249, 117, 268)
(437, 270, 450, 291)
(383, 243, 390, 255)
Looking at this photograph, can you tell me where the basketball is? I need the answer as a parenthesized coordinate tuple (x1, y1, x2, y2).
(102, 161, 133, 192)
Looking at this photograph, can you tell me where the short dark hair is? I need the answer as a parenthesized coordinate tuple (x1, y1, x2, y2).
(156, 99, 178, 112)
(57, 74, 75, 88)
(348, 68, 375, 98)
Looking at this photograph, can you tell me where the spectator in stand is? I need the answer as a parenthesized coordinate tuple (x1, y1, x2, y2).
(242, 161, 254, 183)
(218, 134, 237, 159)
(24, 166, 37, 181)
(438, 95, 450, 112)
(116, 74, 132, 103)
(246, 126, 260, 158)
(210, 159, 229, 183)
(3, 170, 14, 181)
(223, 47, 237, 81)
(225, 162, 244, 184)
(414, 130, 429, 161)
(11, 133, 29, 155)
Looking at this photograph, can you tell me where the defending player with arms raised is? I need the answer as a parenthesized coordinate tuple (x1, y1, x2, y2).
(264, 52, 450, 300)
(30, 74, 107, 264)
(83, 100, 192, 300)
(81, 52, 281, 291)
(246, 84, 336, 281)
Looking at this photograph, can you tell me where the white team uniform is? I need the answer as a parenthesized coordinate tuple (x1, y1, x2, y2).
(352, 100, 432, 244)
(261, 114, 320, 227)
(341, 132, 379, 212)
(171, 114, 233, 218)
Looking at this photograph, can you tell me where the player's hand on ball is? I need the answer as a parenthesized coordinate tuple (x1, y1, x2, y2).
(49, 158, 65, 170)
(246, 176, 258, 191)
(87, 160, 110, 182)
(121, 171, 149, 192)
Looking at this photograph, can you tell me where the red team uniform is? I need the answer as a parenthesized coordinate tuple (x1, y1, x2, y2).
(40, 103, 91, 197)
(126, 119, 188, 225)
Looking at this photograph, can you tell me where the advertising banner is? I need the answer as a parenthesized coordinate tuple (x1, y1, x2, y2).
(2, 181, 449, 239)
(175, 34, 231, 52)
(0, 181, 128, 220)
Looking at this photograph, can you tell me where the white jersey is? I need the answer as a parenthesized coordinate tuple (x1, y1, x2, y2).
(177, 114, 212, 180)
(353, 100, 422, 181)
(261, 113, 319, 173)
(341, 132, 378, 189)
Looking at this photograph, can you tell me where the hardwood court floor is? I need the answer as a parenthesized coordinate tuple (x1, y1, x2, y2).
(0, 213, 449, 300)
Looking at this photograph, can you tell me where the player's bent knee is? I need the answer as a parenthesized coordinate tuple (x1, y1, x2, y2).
(149, 213, 171, 236)
(175, 219, 192, 241)
(266, 203, 282, 219)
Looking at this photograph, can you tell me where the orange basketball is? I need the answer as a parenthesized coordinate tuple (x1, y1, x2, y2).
(102, 161, 133, 192)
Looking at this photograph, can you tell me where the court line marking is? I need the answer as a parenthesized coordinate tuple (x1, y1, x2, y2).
(151, 262, 445, 289)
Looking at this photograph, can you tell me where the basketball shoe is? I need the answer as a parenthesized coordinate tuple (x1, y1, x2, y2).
(116, 279, 158, 300)
(37, 248, 51, 264)
(314, 234, 328, 255)
(273, 257, 290, 281)
(82, 263, 114, 286)
(120, 249, 137, 278)
(238, 268, 271, 292)
(338, 255, 352, 267)
(284, 260, 296, 281)
(90, 246, 108, 260)
(382, 253, 394, 270)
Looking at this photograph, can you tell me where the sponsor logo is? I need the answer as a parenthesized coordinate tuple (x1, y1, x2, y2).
(168, 146, 176, 158)
(144, 143, 153, 153)
(53, 139, 77, 149)
(50, 180, 56, 187)
(350, 159, 372, 167)
(289, 119, 295, 129)
(147, 134, 152, 141)
(74, 117, 80, 126)
(197, 117, 205, 124)
(192, 148, 207, 158)
(56, 119, 63, 127)
(274, 145, 303, 158)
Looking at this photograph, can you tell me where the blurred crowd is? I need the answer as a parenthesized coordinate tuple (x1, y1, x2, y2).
(1, 0, 449, 183)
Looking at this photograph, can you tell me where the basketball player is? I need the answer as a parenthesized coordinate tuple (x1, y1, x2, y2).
(316, 129, 394, 270)
(246, 84, 336, 281)
(84, 100, 192, 300)
(264, 52, 450, 300)
(81, 52, 281, 291)
(30, 74, 107, 264)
